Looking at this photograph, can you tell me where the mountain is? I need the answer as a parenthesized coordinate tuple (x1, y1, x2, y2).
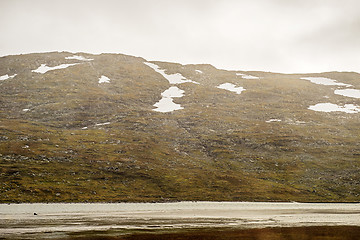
(0, 52, 359, 203)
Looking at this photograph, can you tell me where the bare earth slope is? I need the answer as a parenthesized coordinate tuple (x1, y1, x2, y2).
(0, 52, 359, 203)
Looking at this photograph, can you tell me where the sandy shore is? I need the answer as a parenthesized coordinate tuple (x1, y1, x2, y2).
(1, 202, 359, 239)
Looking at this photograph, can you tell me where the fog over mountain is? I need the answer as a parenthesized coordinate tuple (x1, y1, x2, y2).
(1, 0, 360, 73)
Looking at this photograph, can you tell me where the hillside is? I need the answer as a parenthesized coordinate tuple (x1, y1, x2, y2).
(0, 52, 359, 203)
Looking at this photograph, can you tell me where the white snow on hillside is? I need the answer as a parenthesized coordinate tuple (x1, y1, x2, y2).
(32, 63, 79, 74)
(99, 75, 110, 83)
(65, 55, 94, 61)
(236, 73, 259, 79)
(153, 98, 184, 113)
(0, 74, 17, 80)
(334, 89, 360, 99)
(266, 119, 282, 123)
(308, 103, 360, 113)
(153, 86, 185, 113)
(95, 122, 111, 126)
(217, 83, 245, 94)
(144, 62, 199, 84)
(300, 77, 352, 87)
(161, 86, 185, 98)
(195, 70, 203, 74)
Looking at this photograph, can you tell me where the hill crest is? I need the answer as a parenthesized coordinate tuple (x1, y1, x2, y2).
(0, 52, 359, 203)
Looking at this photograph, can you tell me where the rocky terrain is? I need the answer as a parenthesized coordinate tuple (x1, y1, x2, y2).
(0, 52, 359, 203)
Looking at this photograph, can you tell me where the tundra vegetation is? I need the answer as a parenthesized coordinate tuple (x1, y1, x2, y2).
(0, 52, 359, 203)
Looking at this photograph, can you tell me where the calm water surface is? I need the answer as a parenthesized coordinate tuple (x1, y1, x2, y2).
(1, 202, 360, 239)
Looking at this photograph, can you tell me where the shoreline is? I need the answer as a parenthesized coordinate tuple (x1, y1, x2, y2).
(1, 202, 359, 239)
(2, 200, 360, 204)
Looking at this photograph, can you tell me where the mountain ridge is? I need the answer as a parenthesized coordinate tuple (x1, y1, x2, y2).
(0, 52, 359, 203)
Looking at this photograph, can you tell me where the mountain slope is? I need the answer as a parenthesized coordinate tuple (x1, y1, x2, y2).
(0, 52, 359, 203)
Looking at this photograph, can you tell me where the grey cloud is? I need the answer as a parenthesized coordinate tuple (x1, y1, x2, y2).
(0, 0, 359, 73)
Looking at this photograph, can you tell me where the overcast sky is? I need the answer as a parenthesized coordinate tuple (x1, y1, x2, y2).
(1, 0, 359, 73)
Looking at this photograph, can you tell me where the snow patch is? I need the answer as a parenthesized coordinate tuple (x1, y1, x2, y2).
(153, 98, 183, 113)
(266, 119, 282, 123)
(236, 73, 259, 79)
(144, 62, 199, 112)
(300, 77, 352, 87)
(0, 74, 17, 80)
(95, 122, 111, 126)
(308, 103, 360, 113)
(144, 62, 199, 84)
(22, 109, 30, 112)
(217, 83, 245, 94)
(334, 89, 360, 99)
(99, 75, 110, 83)
(195, 70, 203, 74)
(65, 55, 94, 61)
(32, 63, 79, 74)
(153, 86, 185, 113)
(161, 86, 185, 98)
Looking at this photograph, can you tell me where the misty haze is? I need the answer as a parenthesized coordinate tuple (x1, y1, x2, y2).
(1, 0, 360, 239)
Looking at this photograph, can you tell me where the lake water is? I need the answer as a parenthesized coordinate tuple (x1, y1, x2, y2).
(1, 202, 359, 239)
